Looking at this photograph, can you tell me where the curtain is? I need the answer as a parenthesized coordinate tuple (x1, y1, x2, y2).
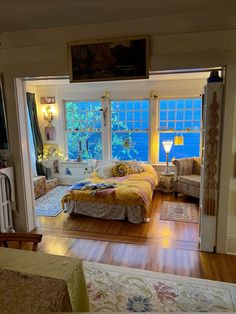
(26, 92, 45, 176)
(26, 106, 37, 176)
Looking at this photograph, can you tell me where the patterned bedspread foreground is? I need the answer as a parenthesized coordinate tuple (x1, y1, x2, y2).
(62, 164, 158, 223)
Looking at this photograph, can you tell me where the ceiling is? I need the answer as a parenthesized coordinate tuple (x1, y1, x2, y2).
(0, 0, 235, 33)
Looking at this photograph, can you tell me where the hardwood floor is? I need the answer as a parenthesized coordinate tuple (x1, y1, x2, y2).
(34, 192, 236, 283)
(36, 192, 199, 250)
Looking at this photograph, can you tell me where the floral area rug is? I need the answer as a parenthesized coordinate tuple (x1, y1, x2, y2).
(83, 262, 236, 312)
(35, 185, 70, 217)
(160, 201, 199, 223)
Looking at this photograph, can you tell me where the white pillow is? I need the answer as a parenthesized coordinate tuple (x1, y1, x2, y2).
(95, 160, 117, 179)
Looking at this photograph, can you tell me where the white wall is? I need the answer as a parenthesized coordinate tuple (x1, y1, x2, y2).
(0, 15, 236, 253)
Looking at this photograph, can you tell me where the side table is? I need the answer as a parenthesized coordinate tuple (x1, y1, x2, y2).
(160, 172, 175, 193)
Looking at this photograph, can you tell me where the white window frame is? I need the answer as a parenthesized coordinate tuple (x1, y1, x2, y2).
(110, 98, 150, 162)
(64, 99, 103, 160)
(158, 96, 202, 163)
(63, 96, 202, 164)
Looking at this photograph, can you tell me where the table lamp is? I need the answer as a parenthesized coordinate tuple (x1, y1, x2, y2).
(162, 140, 173, 175)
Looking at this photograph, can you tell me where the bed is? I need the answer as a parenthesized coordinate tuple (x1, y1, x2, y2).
(61, 163, 158, 223)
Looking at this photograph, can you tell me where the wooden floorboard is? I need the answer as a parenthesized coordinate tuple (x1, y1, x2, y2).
(36, 191, 200, 249)
(36, 234, 236, 283)
(34, 191, 236, 283)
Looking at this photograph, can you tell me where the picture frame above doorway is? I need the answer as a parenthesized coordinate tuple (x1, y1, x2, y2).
(68, 36, 149, 83)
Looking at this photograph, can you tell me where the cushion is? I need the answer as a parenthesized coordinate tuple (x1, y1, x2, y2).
(112, 162, 130, 177)
(95, 160, 119, 179)
(96, 162, 116, 179)
(125, 161, 144, 174)
(178, 175, 201, 187)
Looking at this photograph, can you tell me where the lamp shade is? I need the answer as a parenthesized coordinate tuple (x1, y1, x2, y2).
(162, 140, 173, 153)
(174, 135, 184, 145)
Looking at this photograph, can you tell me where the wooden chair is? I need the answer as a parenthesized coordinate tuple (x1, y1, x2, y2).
(0, 233, 43, 251)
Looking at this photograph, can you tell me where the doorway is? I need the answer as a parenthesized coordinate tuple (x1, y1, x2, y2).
(14, 70, 225, 250)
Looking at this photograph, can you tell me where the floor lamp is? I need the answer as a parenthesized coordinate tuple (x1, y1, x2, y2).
(162, 140, 173, 175)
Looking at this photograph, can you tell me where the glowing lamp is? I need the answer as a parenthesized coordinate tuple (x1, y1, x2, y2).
(162, 140, 173, 175)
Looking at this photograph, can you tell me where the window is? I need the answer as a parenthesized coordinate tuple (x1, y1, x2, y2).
(65, 101, 102, 160)
(64, 97, 201, 163)
(111, 99, 149, 161)
(159, 98, 202, 162)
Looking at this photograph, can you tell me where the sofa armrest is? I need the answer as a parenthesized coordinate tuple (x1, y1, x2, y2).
(173, 158, 194, 177)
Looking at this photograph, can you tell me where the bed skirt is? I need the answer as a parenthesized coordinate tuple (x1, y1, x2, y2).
(64, 200, 150, 223)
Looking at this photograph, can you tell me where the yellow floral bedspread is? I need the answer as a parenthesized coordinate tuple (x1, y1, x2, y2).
(62, 164, 158, 209)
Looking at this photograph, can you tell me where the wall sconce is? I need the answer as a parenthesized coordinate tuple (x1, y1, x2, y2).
(42, 105, 54, 125)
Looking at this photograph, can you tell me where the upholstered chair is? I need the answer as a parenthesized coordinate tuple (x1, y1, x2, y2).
(173, 157, 201, 198)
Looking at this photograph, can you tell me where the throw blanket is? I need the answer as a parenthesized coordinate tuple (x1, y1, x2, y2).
(70, 182, 117, 195)
(62, 164, 158, 209)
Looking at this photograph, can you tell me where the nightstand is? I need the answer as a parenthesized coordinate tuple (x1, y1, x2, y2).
(159, 172, 175, 193)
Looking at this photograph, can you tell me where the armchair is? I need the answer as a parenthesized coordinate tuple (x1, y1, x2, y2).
(173, 157, 201, 198)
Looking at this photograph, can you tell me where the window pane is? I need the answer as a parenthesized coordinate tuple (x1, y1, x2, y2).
(176, 122, 183, 130)
(185, 99, 193, 109)
(112, 99, 149, 161)
(176, 111, 184, 120)
(193, 121, 201, 130)
(142, 111, 149, 121)
(193, 110, 201, 120)
(67, 132, 102, 160)
(158, 97, 202, 162)
(127, 112, 133, 121)
(185, 110, 192, 120)
(160, 100, 167, 110)
(160, 111, 167, 121)
(168, 111, 175, 120)
(194, 98, 201, 109)
(134, 101, 141, 110)
(167, 121, 175, 130)
(160, 122, 167, 130)
(65, 100, 102, 160)
(176, 99, 184, 109)
(168, 100, 176, 110)
(159, 132, 201, 162)
(112, 132, 148, 161)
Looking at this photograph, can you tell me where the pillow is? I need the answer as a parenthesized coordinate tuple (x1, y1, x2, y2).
(126, 161, 144, 174)
(95, 160, 116, 179)
(112, 162, 129, 177)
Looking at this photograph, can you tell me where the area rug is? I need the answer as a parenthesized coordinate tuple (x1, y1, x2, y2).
(35, 186, 70, 217)
(83, 262, 236, 312)
(160, 201, 199, 223)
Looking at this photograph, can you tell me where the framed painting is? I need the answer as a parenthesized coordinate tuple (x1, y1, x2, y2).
(45, 126, 56, 141)
(0, 75, 9, 149)
(40, 97, 56, 104)
(68, 36, 149, 83)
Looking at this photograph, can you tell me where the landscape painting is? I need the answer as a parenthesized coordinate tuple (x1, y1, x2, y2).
(68, 36, 149, 83)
